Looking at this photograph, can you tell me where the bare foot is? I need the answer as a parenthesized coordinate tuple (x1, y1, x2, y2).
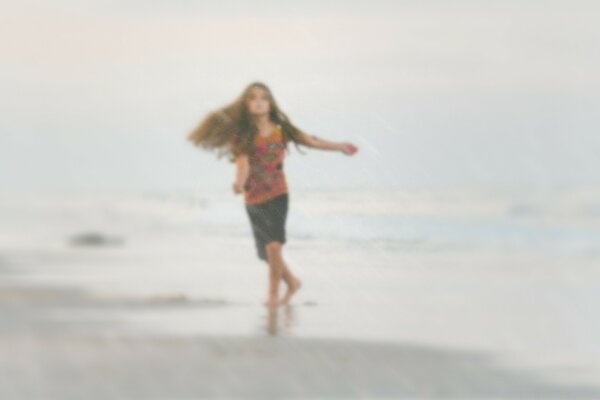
(279, 277, 302, 305)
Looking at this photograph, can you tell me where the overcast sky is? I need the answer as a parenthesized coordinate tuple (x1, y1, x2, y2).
(1, 0, 599, 193)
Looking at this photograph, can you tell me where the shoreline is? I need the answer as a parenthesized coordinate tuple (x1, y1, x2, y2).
(2, 279, 600, 398)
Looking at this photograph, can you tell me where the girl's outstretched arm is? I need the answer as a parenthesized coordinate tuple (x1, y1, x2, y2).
(298, 132, 359, 155)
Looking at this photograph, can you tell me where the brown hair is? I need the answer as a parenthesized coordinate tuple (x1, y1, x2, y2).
(186, 81, 308, 162)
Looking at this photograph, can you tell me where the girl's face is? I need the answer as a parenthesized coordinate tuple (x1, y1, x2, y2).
(246, 87, 271, 116)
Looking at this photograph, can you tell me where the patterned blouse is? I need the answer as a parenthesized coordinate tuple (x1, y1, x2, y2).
(231, 124, 289, 205)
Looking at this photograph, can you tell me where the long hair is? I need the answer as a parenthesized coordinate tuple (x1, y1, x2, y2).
(186, 81, 308, 163)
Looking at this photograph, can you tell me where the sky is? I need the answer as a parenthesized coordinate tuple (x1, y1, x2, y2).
(1, 0, 599, 193)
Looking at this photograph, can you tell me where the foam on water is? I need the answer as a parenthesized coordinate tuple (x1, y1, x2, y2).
(2, 185, 599, 257)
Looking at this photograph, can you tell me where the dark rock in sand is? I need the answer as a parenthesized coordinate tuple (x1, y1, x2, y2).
(68, 232, 125, 247)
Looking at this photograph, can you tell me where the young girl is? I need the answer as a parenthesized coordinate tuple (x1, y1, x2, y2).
(187, 82, 358, 306)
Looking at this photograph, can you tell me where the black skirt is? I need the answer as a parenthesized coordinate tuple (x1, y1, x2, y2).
(244, 193, 289, 262)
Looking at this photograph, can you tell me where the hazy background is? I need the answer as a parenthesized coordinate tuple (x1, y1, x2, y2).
(2, 3, 600, 396)
(1, 0, 599, 193)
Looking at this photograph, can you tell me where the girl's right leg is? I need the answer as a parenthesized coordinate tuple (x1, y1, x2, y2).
(264, 241, 284, 305)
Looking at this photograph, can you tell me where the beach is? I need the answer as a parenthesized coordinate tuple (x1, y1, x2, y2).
(1, 186, 599, 399)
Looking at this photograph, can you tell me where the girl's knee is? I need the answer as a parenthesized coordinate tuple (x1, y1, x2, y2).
(265, 241, 282, 254)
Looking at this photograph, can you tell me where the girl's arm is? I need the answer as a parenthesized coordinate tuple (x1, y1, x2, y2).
(232, 154, 250, 194)
(298, 132, 358, 155)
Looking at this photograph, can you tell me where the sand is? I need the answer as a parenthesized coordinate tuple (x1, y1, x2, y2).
(1, 188, 599, 398)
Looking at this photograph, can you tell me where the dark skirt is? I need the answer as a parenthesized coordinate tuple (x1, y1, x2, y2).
(244, 193, 289, 262)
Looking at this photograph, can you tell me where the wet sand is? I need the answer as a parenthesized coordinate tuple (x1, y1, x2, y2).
(2, 330, 599, 399)
(2, 269, 600, 399)
(1, 189, 600, 398)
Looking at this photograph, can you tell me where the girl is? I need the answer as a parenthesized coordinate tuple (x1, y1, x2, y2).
(187, 82, 358, 306)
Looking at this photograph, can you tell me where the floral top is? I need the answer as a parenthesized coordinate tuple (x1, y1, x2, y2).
(231, 124, 289, 205)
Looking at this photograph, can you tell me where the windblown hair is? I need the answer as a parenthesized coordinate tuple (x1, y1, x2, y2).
(186, 81, 308, 163)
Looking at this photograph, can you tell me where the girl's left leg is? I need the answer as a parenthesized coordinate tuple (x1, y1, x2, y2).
(279, 260, 297, 288)
(279, 258, 302, 305)
(265, 242, 301, 305)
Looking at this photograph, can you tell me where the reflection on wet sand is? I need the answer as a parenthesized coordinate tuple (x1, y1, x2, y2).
(2, 282, 600, 399)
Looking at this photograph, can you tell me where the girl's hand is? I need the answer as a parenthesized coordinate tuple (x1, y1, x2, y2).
(232, 181, 245, 194)
(339, 142, 358, 155)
